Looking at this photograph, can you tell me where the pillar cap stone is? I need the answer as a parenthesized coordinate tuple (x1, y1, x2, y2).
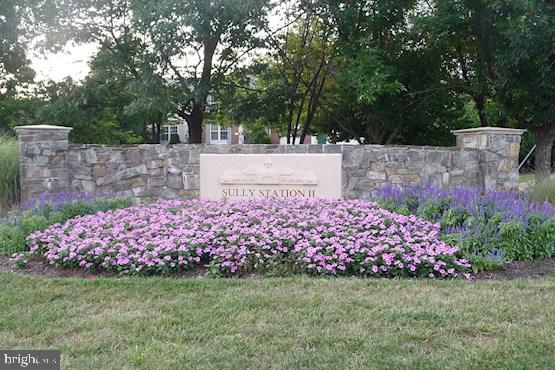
(14, 124, 73, 134)
(451, 127, 526, 136)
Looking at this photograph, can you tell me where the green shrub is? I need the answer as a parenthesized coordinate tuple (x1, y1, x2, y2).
(0, 194, 133, 255)
(169, 135, 181, 144)
(528, 217, 555, 259)
(416, 198, 451, 222)
(498, 221, 531, 260)
(245, 125, 272, 144)
(468, 253, 507, 274)
(0, 135, 20, 212)
(530, 178, 555, 205)
(440, 207, 469, 229)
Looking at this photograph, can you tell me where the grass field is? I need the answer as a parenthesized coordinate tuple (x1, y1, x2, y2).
(1, 274, 555, 369)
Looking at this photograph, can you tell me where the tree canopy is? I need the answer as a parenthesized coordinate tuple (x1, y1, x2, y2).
(4, 0, 555, 175)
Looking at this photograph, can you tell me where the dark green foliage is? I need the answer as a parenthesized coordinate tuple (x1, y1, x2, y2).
(3, 0, 553, 158)
(467, 254, 506, 274)
(416, 198, 452, 222)
(527, 217, 555, 259)
(498, 222, 530, 261)
(0, 97, 43, 133)
(130, 0, 272, 142)
(440, 207, 470, 229)
(0, 195, 133, 255)
(169, 135, 181, 145)
(244, 124, 272, 144)
(0, 0, 36, 96)
(38, 77, 145, 144)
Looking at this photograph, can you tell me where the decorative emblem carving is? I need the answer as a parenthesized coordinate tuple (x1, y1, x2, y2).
(220, 160, 318, 185)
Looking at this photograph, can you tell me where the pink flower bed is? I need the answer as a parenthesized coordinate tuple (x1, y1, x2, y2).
(27, 198, 471, 278)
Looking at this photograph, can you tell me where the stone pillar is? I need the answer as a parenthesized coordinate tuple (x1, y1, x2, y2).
(14, 125, 73, 202)
(452, 127, 526, 191)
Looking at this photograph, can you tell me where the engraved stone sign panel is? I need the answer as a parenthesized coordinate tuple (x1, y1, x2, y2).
(200, 153, 342, 199)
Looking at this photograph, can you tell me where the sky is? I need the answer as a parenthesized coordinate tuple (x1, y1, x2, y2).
(30, 42, 97, 82)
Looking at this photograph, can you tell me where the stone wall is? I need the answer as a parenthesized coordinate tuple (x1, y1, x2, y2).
(15, 125, 525, 202)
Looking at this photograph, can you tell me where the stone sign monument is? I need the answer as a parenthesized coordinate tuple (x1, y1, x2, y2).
(200, 154, 342, 199)
(14, 125, 525, 202)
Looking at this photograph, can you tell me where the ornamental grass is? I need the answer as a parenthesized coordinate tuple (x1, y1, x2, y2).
(0, 135, 20, 212)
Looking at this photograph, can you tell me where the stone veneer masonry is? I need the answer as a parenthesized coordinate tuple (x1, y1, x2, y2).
(14, 125, 525, 202)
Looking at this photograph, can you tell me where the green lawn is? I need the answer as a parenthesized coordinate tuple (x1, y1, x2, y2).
(2, 274, 555, 369)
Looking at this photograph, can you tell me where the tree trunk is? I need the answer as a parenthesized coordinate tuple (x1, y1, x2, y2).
(155, 122, 161, 144)
(149, 122, 159, 144)
(143, 122, 148, 143)
(187, 39, 217, 143)
(187, 107, 203, 144)
(286, 101, 294, 144)
(474, 95, 488, 127)
(533, 125, 555, 180)
(299, 76, 326, 144)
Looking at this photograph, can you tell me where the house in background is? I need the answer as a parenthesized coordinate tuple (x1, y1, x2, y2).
(161, 119, 329, 145)
(160, 118, 245, 145)
(160, 93, 333, 145)
(159, 98, 357, 145)
(159, 93, 245, 144)
(161, 120, 333, 145)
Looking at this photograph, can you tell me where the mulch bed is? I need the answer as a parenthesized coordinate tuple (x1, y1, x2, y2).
(1, 255, 555, 280)
(474, 259, 555, 280)
(0, 255, 208, 279)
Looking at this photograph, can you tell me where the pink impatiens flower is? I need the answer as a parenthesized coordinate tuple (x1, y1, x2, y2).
(27, 198, 471, 279)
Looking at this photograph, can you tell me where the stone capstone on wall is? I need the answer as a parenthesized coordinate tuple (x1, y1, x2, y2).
(14, 125, 525, 202)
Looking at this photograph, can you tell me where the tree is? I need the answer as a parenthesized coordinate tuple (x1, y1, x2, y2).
(423, 0, 554, 177)
(37, 76, 143, 144)
(268, 1, 334, 144)
(36, 39, 178, 144)
(218, 0, 335, 144)
(130, 0, 272, 143)
(221, 0, 473, 146)
(1, 0, 38, 96)
(0, 97, 43, 134)
(492, 0, 555, 178)
(422, 0, 504, 128)
(35, 0, 172, 142)
(0, 0, 42, 132)
(1, 0, 90, 134)
(313, 0, 471, 145)
(43, 0, 271, 143)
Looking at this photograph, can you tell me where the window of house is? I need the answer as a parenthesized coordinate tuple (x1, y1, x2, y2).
(209, 124, 229, 144)
(210, 125, 219, 141)
(161, 125, 178, 143)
